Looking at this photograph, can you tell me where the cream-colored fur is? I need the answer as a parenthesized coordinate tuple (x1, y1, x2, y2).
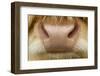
(28, 16, 88, 60)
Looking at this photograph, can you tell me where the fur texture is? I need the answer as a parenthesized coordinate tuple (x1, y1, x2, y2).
(28, 16, 88, 60)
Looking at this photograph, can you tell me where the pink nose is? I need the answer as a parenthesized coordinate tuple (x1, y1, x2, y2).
(38, 22, 80, 53)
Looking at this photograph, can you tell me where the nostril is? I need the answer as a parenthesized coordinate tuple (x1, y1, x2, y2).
(68, 24, 79, 38)
(41, 24, 49, 38)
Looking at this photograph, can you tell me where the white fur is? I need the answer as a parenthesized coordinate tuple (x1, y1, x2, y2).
(29, 39, 46, 54)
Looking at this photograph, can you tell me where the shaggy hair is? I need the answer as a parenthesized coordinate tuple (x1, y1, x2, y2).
(28, 15, 88, 60)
